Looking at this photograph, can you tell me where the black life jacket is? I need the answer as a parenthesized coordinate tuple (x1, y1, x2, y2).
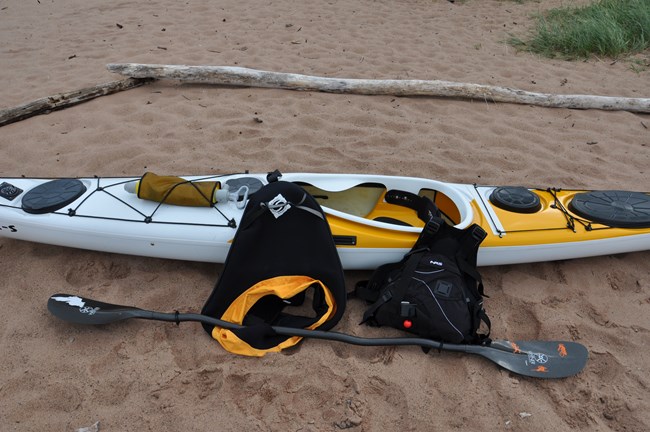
(356, 197, 491, 345)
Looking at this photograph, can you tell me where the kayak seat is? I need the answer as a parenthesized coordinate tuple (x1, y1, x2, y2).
(298, 183, 448, 227)
(298, 183, 386, 218)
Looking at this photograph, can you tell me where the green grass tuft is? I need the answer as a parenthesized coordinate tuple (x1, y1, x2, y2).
(510, 0, 650, 59)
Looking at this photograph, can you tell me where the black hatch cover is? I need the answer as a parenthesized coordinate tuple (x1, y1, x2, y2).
(21, 179, 87, 214)
(569, 190, 650, 228)
(489, 186, 542, 214)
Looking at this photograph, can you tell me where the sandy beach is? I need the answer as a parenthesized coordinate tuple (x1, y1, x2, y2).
(0, 0, 649, 430)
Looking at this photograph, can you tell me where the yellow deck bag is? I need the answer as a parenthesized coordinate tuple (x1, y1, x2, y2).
(136, 172, 220, 206)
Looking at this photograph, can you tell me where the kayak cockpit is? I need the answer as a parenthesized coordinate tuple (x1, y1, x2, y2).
(289, 175, 475, 232)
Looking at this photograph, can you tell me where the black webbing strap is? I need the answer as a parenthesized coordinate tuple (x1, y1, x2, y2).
(453, 224, 491, 342)
(478, 309, 492, 341)
(353, 260, 403, 302)
(455, 224, 487, 296)
(360, 289, 393, 324)
(456, 257, 485, 295)
(414, 217, 442, 250)
(458, 224, 487, 258)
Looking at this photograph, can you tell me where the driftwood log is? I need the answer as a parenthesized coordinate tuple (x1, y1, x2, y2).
(107, 63, 650, 114)
(0, 78, 153, 127)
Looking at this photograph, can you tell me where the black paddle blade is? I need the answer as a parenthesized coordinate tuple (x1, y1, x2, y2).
(474, 339, 589, 379)
(48, 293, 151, 325)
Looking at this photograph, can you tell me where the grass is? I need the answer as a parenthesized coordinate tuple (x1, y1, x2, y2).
(628, 56, 650, 73)
(509, 0, 650, 59)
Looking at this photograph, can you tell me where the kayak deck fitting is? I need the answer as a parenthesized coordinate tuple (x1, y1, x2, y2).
(0, 172, 649, 269)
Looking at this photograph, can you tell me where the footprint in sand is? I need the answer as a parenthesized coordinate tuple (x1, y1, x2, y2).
(64, 259, 132, 287)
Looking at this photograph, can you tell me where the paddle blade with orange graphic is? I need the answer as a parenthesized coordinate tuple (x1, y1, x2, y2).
(482, 340, 589, 379)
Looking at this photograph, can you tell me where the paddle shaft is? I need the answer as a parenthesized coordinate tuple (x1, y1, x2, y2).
(133, 309, 470, 351)
(133, 311, 564, 358)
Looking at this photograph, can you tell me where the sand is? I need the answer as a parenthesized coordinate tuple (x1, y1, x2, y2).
(0, 0, 649, 430)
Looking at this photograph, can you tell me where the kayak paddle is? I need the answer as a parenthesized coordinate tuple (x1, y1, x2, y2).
(48, 293, 588, 379)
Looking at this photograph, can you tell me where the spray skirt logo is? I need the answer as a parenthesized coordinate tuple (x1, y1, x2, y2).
(267, 194, 291, 219)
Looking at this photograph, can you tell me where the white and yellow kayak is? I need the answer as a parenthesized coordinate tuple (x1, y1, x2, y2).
(0, 172, 649, 269)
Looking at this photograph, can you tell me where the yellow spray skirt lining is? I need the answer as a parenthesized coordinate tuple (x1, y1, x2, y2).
(213, 276, 337, 357)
